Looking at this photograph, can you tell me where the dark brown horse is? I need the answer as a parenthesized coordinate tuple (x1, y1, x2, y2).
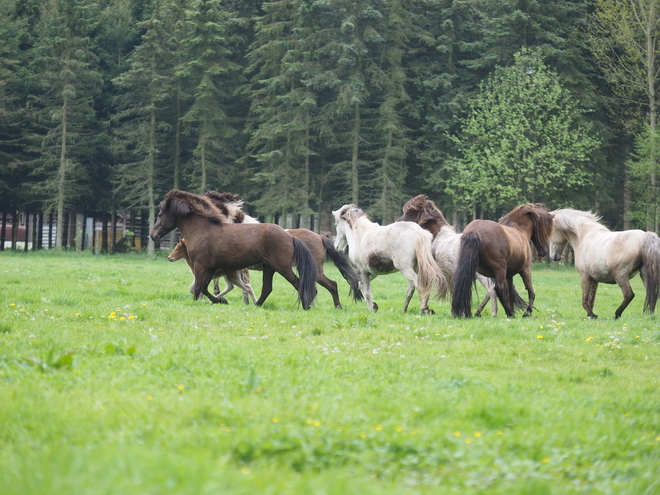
(168, 238, 256, 305)
(203, 190, 362, 309)
(397, 195, 498, 316)
(451, 203, 554, 318)
(150, 190, 318, 309)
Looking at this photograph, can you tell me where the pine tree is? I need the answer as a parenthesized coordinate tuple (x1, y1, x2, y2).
(177, 0, 241, 193)
(112, 0, 175, 257)
(23, 0, 102, 249)
(242, 0, 319, 223)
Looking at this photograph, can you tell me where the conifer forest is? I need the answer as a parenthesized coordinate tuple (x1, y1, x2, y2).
(1, 0, 660, 252)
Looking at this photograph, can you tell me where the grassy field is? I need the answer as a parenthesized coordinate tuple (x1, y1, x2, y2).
(1, 250, 659, 494)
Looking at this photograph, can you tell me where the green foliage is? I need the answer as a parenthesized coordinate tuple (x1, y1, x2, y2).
(447, 49, 601, 213)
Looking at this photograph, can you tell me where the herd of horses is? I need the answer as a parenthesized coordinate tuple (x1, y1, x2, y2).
(150, 190, 660, 319)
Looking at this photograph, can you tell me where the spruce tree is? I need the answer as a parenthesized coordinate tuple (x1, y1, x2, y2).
(23, 0, 102, 249)
(112, 0, 175, 257)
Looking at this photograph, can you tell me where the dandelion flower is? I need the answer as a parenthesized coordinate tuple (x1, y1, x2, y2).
(453, 431, 461, 437)
(474, 431, 482, 437)
(541, 457, 550, 463)
(537, 335, 544, 339)
(375, 425, 382, 431)
(177, 384, 184, 391)
(272, 417, 279, 423)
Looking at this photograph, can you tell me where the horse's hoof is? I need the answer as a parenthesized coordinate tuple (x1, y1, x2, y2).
(335, 305, 343, 309)
(523, 311, 531, 317)
(421, 308, 435, 315)
(474, 311, 482, 317)
(372, 302, 379, 311)
(588, 314, 598, 319)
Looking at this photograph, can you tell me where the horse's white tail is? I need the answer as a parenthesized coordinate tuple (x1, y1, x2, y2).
(414, 232, 448, 300)
(641, 232, 660, 313)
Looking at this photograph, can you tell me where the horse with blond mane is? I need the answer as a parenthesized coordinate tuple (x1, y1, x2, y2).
(550, 208, 660, 318)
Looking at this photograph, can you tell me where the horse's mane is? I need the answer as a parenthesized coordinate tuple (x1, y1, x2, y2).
(162, 190, 230, 224)
(337, 204, 369, 224)
(402, 195, 451, 230)
(203, 190, 247, 223)
(551, 208, 608, 233)
(500, 203, 554, 247)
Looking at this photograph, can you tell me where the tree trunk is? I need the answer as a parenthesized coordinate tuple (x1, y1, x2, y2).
(351, 103, 361, 205)
(56, 90, 69, 250)
(147, 96, 157, 257)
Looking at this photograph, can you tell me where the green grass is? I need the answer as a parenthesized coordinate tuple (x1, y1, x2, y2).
(1, 250, 659, 494)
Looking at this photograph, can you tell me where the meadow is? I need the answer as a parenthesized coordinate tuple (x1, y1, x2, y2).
(1, 250, 659, 494)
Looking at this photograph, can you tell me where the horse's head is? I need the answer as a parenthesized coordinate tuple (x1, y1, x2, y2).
(500, 204, 554, 258)
(332, 204, 361, 251)
(168, 239, 187, 262)
(150, 192, 192, 241)
(549, 227, 568, 262)
(529, 206, 554, 258)
(151, 190, 229, 241)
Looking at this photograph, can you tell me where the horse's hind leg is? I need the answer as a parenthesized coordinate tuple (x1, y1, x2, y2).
(317, 272, 342, 309)
(613, 275, 635, 319)
(358, 272, 377, 312)
(255, 267, 276, 307)
(493, 271, 514, 317)
(580, 274, 599, 318)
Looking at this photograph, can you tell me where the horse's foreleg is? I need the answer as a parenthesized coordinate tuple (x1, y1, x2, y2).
(192, 269, 228, 304)
(613, 276, 635, 319)
(518, 268, 535, 317)
(255, 268, 276, 307)
(475, 274, 496, 317)
(579, 274, 599, 318)
(225, 271, 257, 305)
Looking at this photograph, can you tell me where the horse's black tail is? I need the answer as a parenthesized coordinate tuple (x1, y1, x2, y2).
(292, 237, 318, 310)
(641, 232, 660, 313)
(322, 236, 363, 301)
(452, 232, 480, 318)
(511, 283, 529, 311)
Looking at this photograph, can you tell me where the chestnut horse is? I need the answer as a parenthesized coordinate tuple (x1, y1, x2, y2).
(333, 204, 447, 313)
(203, 191, 362, 309)
(168, 238, 257, 305)
(150, 190, 318, 309)
(451, 203, 554, 318)
(549, 208, 660, 318)
(397, 195, 499, 317)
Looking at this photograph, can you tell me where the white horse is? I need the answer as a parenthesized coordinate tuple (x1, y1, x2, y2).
(397, 195, 512, 317)
(550, 208, 660, 318)
(333, 204, 447, 313)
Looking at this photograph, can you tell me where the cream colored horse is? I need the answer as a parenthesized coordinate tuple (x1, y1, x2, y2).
(333, 204, 447, 313)
(550, 208, 660, 318)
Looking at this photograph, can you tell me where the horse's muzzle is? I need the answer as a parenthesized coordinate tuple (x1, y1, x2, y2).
(150, 233, 161, 242)
(551, 253, 562, 262)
